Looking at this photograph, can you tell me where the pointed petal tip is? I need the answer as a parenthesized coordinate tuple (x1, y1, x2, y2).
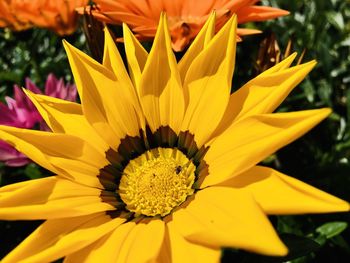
(228, 14, 238, 41)
(285, 57, 316, 70)
(277, 57, 316, 76)
(304, 59, 317, 67)
(295, 108, 332, 123)
(285, 52, 298, 61)
(62, 39, 70, 47)
(103, 27, 115, 40)
(62, 40, 71, 54)
(334, 200, 350, 212)
(103, 27, 114, 47)
(280, 10, 291, 16)
(160, 11, 169, 29)
(228, 13, 238, 27)
(157, 12, 167, 29)
(62, 40, 84, 58)
(268, 7, 290, 17)
(272, 242, 289, 257)
(22, 88, 45, 106)
(204, 11, 217, 32)
(21, 86, 30, 94)
(122, 23, 137, 39)
(215, 13, 237, 47)
(21, 87, 35, 102)
(319, 107, 332, 117)
(62, 39, 75, 53)
(321, 191, 350, 212)
(122, 23, 131, 36)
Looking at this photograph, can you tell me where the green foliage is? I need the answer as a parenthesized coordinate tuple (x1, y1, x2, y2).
(24, 163, 43, 180)
(0, 27, 86, 94)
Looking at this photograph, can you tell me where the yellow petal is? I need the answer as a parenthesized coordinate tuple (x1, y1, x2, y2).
(65, 221, 136, 263)
(233, 60, 316, 121)
(0, 129, 52, 172)
(138, 13, 185, 133)
(123, 23, 148, 89)
(49, 158, 116, 190)
(117, 218, 165, 263)
(63, 40, 117, 147)
(221, 166, 350, 214)
(0, 177, 34, 194)
(2, 213, 126, 263)
(102, 27, 134, 86)
(62, 225, 127, 262)
(212, 59, 316, 138)
(24, 91, 109, 153)
(0, 125, 107, 175)
(202, 108, 331, 187)
(63, 40, 141, 149)
(67, 218, 165, 263)
(63, 240, 101, 262)
(180, 15, 237, 146)
(171, 187, 288, 256)
(157, 221, 221, 263)
(103, 28, 145, 129)
(178, 12, 216, 84)
(0, 176, 116, 220)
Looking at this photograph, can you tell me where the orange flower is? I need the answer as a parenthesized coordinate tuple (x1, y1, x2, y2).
(0, 0, 88, 35)
(79, 0, 289, 51)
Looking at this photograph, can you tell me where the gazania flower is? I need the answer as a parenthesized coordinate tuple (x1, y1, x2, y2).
(79, 0, 289, 51)
(0, 14, 348, 262)
(0, 74, 76, 166)
(0, 0, 87, 35)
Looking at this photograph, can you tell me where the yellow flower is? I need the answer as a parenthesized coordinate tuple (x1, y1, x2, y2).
(0, 13, 348, 262)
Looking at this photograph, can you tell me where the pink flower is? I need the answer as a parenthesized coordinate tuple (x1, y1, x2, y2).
(44, 74, 77, 102)
(0, 74, 77, 167)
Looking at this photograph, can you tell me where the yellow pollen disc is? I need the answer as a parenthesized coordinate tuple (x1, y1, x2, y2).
(118, 148, 196, 217)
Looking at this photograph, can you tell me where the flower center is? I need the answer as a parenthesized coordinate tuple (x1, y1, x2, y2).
(118, 147, 196, 217)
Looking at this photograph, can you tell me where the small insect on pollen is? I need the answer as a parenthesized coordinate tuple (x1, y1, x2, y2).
(175, 166, 182, 174)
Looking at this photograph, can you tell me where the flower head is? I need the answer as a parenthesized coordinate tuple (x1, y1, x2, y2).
(0, 0, 87, 35)
(0, 14, 348, 262)
(0, 74, 77, 166)
(79, 0, 289, 51)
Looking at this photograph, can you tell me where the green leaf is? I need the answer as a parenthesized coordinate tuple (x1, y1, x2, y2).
(24, 164, 43, 180)
(326, 11, 345, 30)
(317, 80, 332, 105)
(314, 234, 328, 246)
(279, 234, 321, 261)
(347, 89, 350, 120)
(301, 79, 315, 103)
(316, 222, 348, 239)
